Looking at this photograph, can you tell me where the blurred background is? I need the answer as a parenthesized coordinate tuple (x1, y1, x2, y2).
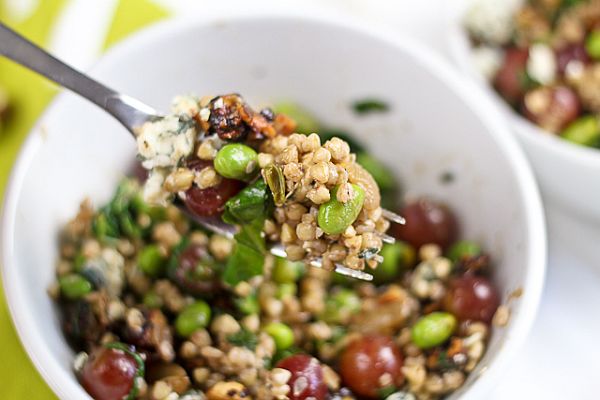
(0, 0, 598, 399)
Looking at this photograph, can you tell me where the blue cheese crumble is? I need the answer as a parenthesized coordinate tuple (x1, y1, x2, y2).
(136, 115, 196, 169)
(136, 96, 200, 205)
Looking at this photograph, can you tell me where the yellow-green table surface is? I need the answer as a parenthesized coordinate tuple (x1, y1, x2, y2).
(0, 1, 169, 397)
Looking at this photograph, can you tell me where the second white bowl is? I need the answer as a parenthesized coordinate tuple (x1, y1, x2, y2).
(449, 23, 600, 223)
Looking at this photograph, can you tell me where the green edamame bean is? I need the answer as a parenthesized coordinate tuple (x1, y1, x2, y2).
(322, 288, 361, 324)
(561, 115, 600, 147)
(175, 301, 212, 337)
(264, 322, 295, 350)
(235, 293, 260, 315)
(447, 240, 482, 263)
(214, 144, 258, 180)
(411, 312, 457, 349)
(138, 244, 166, 277)
(272, 257, 304, 283)
(317, 184, 365, 235)
(276, 283, 297, 299)
(372, 241, 416, 284)
(73, 253, 87, 271)
(59, 274, 93, 299)
(132, 194, 166, 222)
(331, 289, 361, 311)
(586, 30, 600, 59)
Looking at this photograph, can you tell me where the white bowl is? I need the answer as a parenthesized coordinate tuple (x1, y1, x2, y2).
(1, 10, 545, 400)
(448, 23, 600, 222)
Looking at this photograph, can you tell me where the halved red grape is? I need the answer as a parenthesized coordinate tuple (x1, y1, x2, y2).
(169, 243, 220, 296)
(80, 347, 137, 400)
(556, 43, 590, 75)
(183, 158, 243, 217)
(521, 85, 580, 132)
(443, 275, 500, 324)
(391, 198, 458, 250)
(339, 335, 404, 398)
(276, 354, 327, 400)
(494, 47, 530, 104)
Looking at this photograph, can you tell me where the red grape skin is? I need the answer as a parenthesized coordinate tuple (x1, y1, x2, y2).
(556, 43, 590, 75)
(80, 347, 137, 400)
(276, 354, 327, 400)
(494, 47, 530, 105)
(444, 275, 500, 324)
(172, 243, 219, 295)
(391, 198, 458, 250)
(339, 335, 404, 398)
(521, 85, 580, 132)
(130, 160, 148, 182)
(183, 158, 243, 217)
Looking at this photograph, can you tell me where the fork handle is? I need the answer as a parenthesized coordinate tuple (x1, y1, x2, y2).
(0, 22, 155, 131)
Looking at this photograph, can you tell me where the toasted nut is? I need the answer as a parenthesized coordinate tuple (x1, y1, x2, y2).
(206, 381, 251, 400)
(164, 168, 194, 192)
(146, 363, 190, 394)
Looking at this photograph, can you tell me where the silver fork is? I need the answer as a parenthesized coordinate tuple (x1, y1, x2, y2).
(0, 23, 405, 281)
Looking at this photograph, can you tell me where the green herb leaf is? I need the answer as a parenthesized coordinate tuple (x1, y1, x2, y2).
(330, 326, 347, 343)
(352, 98, 389, 115)
(517, 70, 539, 93)
(92, 210, 120, 240)
(222, 241, 264, 286)
(166, 237, 190, 279)
(222, 180, 270, 225)
(234, 293, 260, 315)
(222, 217, 266, 286)
(440, 171, 455, 184)
(558, 0, 585, 15)
(272, 347, 303, 365)
(262, 356, 273, 370)
(436, 350, 455, 370)
(377, 386, 399, 398)
(235, 217, 266, 253)
(117, 180, 137, 207)
(92, 179, 154, 242)
(104, 342, 145, 400)
(227, 329, 258, 350)
(120, 210, 141, 239)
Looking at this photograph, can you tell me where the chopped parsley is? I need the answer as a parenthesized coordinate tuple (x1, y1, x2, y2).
(352, 98, 390, 115)
(227, 329, 258, 350)
(377, 385, 399, 398)
(440, 171, 455, 184)
(222, 217, 266, 286)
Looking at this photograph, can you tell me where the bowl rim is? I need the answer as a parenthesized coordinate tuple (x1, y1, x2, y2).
(447, 22, 600, 169)
(1, 8, 547, 400)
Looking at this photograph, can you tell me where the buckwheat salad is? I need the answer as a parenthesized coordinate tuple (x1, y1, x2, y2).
(137, 94, 389, 275)
(466, 0, 600, 148)
(49, 101, 507, 400)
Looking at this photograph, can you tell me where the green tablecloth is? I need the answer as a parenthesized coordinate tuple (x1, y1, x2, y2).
(0, 1, 169, 397)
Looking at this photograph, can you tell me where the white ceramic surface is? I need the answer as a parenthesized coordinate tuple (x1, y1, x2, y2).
(448, 24, 600, 223)
(1, 10, 545, 400)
